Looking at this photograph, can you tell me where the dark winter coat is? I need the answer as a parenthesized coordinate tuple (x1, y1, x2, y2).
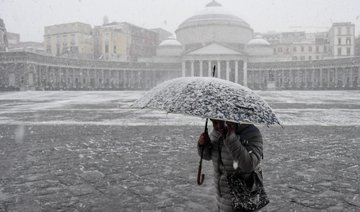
(198, 124, 263, 212)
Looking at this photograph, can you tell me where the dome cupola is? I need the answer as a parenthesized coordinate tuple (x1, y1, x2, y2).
(175, 0, 253, 51)
(156, 37, 183, 56)
(245, 35, 272, 56)
(246, 35, 271, 46)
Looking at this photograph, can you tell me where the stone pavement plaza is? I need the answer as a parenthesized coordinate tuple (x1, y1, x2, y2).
(0, 91, 359, 211)
(0, 125, 359, 212)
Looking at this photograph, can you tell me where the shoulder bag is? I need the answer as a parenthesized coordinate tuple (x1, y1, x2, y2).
(219, 137, 269, 211)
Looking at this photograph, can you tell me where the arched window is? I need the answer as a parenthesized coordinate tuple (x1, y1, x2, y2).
(346, 38, 351, 45)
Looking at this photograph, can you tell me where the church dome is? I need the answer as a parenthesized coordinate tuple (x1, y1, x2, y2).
(157, 37, 183, 56)
(177, 1, 251, 30)
(175, 0, 253, 50)
(159, 37, 182, 47)
(245, 35, 272, 56)
(246, 35, 270, 46)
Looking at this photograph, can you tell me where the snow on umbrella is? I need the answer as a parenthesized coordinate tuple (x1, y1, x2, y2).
(132, 77, 281, 126)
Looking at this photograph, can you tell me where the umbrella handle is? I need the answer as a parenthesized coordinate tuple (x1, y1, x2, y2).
(197, 118, 208, 185)
(197, 145, 205, 185)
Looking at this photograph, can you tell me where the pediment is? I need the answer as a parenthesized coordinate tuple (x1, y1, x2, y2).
(187, 43, 242, 55)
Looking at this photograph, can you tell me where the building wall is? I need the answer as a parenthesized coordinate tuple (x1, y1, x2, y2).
(261, 32, 280, 44)
(0, 51, 359, 91)
(0, 51, 181, 91)
(6, 32, 20, 46)
(44, 22, 93, 59)
(0, 19, 7, 51)
(248, 57, 360, 90)
(328, 22, 355, 58)
(150, 28, 173, 44)
(355, 36, 360, 56)
(93, 26, 129, 61)
(94, 22, 158, 62)
(260, 23, 355, 61)
(280, 31, 306, 43)
(272, 43, 330, 61)
(8, 41, 45, 54)
(126, 23, 158, 61)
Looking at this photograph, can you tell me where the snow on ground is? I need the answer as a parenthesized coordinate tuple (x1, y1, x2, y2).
(0, 90, 359, 126)
(0, 90, 359, 211)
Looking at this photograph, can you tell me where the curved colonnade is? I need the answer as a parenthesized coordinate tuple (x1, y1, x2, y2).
(0, 51, 359, 90)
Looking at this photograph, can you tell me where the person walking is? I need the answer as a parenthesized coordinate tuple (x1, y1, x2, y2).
(197, 119, 264, 212)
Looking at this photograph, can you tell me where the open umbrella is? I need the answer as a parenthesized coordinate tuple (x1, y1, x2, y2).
(132, 77, 281, 126)
(132, 75, 281, 185)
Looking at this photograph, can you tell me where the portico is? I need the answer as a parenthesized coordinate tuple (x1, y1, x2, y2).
(181, 43, 248, 86)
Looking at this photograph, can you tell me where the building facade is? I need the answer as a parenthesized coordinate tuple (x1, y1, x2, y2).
(44, 22, 94, 59)
(260, 23, 355, 61)
(328, 22, 355, 58)
(0, 18, 8, 52)
(1, 51, 359, 91)
(6, 32, 20, 46)
(93, 23, 129, 61)
(0, 0, 359, 91)
(93, 22, 158, 62)
(355, 36, 360, 56)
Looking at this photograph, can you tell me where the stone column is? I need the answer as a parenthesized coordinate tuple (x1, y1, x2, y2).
(70, 68, 74, 89)
(199, 60, 203, 77)
(235, 61, 239, 84)
(358, 67, 360, 88)
(80, 69, 84, 89)
(348, 67, 352, 88)
(319, 68, 323, 88)
(303, 69, 308, 88)
(115, 70, 120, 89)
(208, 61, 212, 77)
(182, 61, 186, 77)
(63, 67, 68, 89)
(87, 69, 91, 88)
(102, 69, 106, 89)
(217, 60, 221, 78)
(311, 69, 316, 88)
(343, 68, 347, 87)
(334, 68, 338, 87)
(226, 60, 230, 81)
(289, 69, 293, 88)
(191, 60, 194, 77)
(243, 61, 248, 86)
(121, 69, 127, 89)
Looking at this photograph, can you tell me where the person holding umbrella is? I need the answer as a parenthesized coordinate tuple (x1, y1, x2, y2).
(198, 119, 264, 212)
(133, 75, 277, 211)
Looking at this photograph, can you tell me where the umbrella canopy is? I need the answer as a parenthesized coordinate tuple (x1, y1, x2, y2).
(132, 77, 281, 126)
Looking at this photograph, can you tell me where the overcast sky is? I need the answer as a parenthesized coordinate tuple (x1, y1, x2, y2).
(1, 0, 360, 42)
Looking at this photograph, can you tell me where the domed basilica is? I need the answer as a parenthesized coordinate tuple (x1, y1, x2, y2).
(1, 1, 359, 91)
(155, 0, 273, 86)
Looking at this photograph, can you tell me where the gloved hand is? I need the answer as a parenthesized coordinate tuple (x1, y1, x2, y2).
(198, 132, 210, 145)
(226, 121, 237, 135)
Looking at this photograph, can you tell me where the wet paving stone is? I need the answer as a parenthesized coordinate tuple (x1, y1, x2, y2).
(0, 125, 359, 211)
